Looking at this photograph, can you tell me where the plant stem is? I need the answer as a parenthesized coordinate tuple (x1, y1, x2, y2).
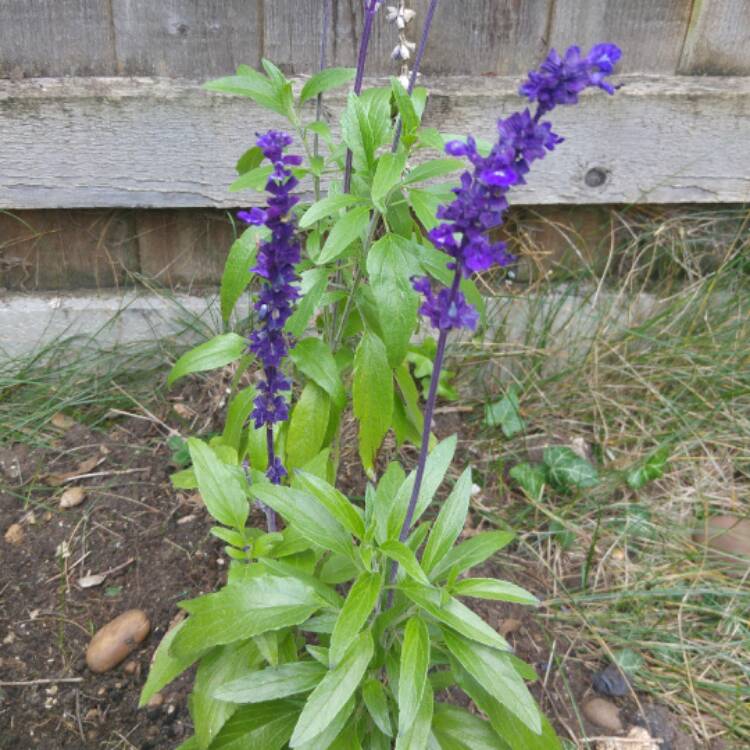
(263, 385, 279, 532)
(391, 0, 440, 151)
(387, 266, 460, 598)
(313, 0, 331, 202)
(343, 1, 379, 193)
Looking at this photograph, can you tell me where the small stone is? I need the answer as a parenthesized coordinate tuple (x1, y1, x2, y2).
(147, 692, 164, 708)
(499, 618, 523, 637)
(583, 697, 623, 732)
(60, 486, 86, 509)
(593, 663, 631, 697)
(85, 609, 150, 673)
(51, 412, 76, 430)
(4, 523, 24, 545)
(693, 516, 750, 576)
(123, 660, 138, 675)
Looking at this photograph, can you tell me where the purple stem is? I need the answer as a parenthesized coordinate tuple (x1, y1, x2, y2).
(343, 1, 380, 193)
(392, 0, 440, 151)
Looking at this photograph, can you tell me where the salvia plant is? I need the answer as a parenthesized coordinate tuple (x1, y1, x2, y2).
(144, 2, 621, 747)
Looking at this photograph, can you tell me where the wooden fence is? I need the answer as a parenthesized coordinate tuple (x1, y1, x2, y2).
(1, 0, 749, 290)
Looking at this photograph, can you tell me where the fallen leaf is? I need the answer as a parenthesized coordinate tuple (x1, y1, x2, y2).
(172, 403, 194, 419)
(76, 456, 101, 474)
(78, 573, 108, 589)
(60, 486, 86, 509)
(596, 727, 660, 750)
(51, 412, 76, 431)
(4, 523, 24, 545)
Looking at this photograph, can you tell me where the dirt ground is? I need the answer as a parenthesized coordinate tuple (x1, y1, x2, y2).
(0, 391, 701, 749)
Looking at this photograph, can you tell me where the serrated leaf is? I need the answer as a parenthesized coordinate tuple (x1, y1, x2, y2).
(430, 530, 515, 582)
(188, 438, 248, 530)
(452, 578, 538, 605)
(402, 158, 463, 186)
(173, 576, 324, 658)
(390, 77, 420, 140)
(214, 661, 326, 703)
(380, 540, 430, 585)
(290, 338, 346, 410)
(399, 580, 510, 651)
(422, 467, 472, 575)
(300, 67, 357, 104)
(285, 267, 328, 338)
(329, 573, 382, 665)
(443, 630, 541, 734)
(398, 617, 430, 734)
(352, 332, 393, 479)
(220, 231, 261, 324)
(286, 383, 330, 470)
(293, 471, 365, 539)
(204, 72, 287, 117)
(299, 193, 364, 229)
(290, 631, 374, 747)
(543, 446, 599, 490)
(372, 153, 407, 212)
(168, 334, 247, 386)
(317, 205, 371, 265)
(207, 701, 300, 750)
(229, 165, 273, 192)
(235, 145, 264, 175)
(222, 387, 256, 452)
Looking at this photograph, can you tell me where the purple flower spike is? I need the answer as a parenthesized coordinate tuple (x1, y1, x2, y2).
(238, 130, 301, 485)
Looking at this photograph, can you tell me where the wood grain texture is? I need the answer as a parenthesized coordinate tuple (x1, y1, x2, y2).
(548, 0, 694, 74)
(679, 0, 750, 75)
(1, 75, 749, 209)
(0, 0, 117, 78)
(0, 210, 139, 290)
(111, 0, 261, 77)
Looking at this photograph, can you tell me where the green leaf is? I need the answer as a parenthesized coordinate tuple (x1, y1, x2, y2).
(293, 471, 365, 539)
(214, 661, 327, 703)
(317, 205, 371, 265)
(394, 681, 433, 750)
(398, 617, 430, 734)
(430, 703, 507, 750)
(319, 554, 359, 586)
(205, 71, 288, 117)
(250, 483, 353, 559)
(222, 387, 256, 452)
(286, 267, 328, 338)
(188, 438, 248, 530)
(452, 578, 539, 605)
(543, 446, 599, 490)
(484, 386, 525, 438)
(300, 67, 357, 104)
(367, 235, 420, 368)
(399, 580, 510, 651)
(387, 434, 457, 540)
(286, 383, 331, 470)
(168, 333, 247, 386)
(380, 540, 430, 585)
(259, 558, 343, 609)
(613, 648, 644, 674)
(290, 631, 374, 747)
(443, 630, 541, 734)
(235, 145, 264, 175)
(172, 576, 324, 657)
(294, 697, 356, 750)
(369, 462, 406, 541)
(390, 78, 420, 140)
(402, 158, 463, 187)
(229, 165, 273, 192)
(509, 463, 546, 500)
(139, 620, 200, 707)
(220, 230, 261, 323)
(299, 194, 364, 229)
(372, 153, 407, 212)
(290, 338, 346, 410)
(416, 126, 445, 151)
(626, 446, 669, 490)
(421, 467, 472, 575)
(362, 679, 393, 737)
(207, 701, 300, 750)
(408, 188, 444, 231)
(329, 572, 382, 665)
(352, 332, 393, 479)
(456, 672, 560, 750)
(191, 640, 261, 749)
(430, 530, 515, 582)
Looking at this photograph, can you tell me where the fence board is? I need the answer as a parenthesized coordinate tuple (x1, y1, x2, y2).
(0, 0, 116, 78)
(548, 0, 693, 74)
(679, 0, 750, 75)
(1, 75, 749, 209)
(111, 0, 261, 77)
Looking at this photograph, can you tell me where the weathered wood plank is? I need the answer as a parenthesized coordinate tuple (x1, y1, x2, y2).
(0, 210, 139, 290)
(111, 0, 261, 77)
(0, 0, 117, 78)
(1, 75, 749, 209)
(548, 0, 693, 74)
(679, 0, 750, 75)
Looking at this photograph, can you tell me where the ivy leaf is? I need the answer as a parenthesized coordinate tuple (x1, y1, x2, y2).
(509, 462, 546, 500)
(168, 334, 247, 386)
(484, 386, 525, 438)
(543, 447, 599, 490)
(626, 446, 669, 490)
(299, 67, 356, 104)
(352, 332, 393, 479)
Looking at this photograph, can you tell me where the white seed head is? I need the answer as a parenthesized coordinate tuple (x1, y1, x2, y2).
(402, 8, 417, 24)
(386, 6, 399, 22)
